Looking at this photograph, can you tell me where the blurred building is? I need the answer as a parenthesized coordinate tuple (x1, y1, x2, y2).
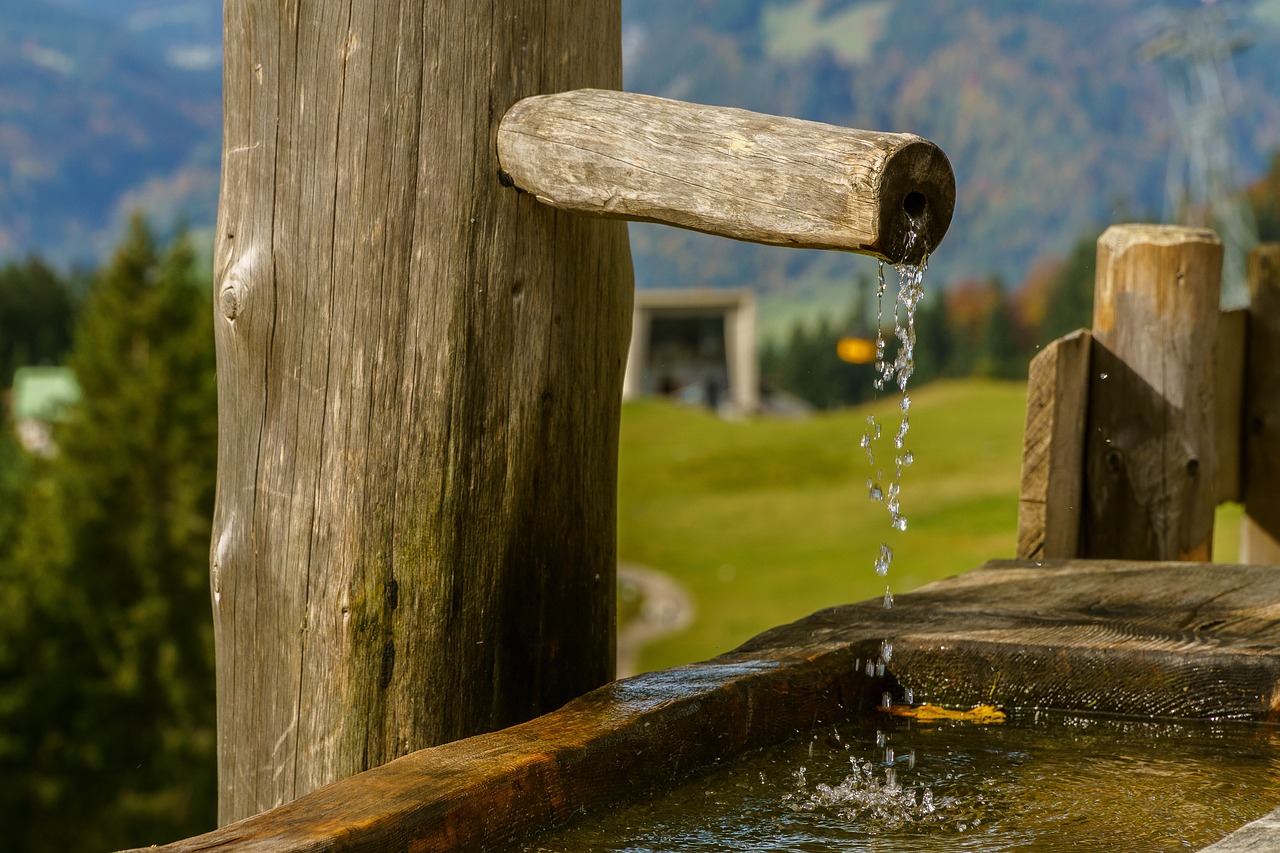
(10, 365, 80, 457)
(623, 289, 759, 416)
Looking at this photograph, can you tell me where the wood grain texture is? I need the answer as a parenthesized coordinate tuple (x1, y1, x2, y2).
(1083, 225, 1222, 561)
(212, 0, 632, 824)
(1240, 515, 1280, 566)
(1216, 309, 1246, 504)
(1017, 329, 1091, 560)
(497, 89, 955, 263)
(1244, 244, 1280, 546)
(133, 559, 1280, 852)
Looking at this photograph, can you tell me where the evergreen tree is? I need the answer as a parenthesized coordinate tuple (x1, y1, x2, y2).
(976, 279, 1025, 379)
(1039, 232, 1098, 344)
(1248, 150, 1280, 243)
(0, 256, 78, 386)
(0, 216, 218, 850)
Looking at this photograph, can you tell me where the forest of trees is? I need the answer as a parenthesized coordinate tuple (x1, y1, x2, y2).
(761, 247, 1094, 410)
(763, 150, 1280, 412)
(0, 217, 218, 850)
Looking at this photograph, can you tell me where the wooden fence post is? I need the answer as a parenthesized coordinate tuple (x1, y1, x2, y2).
(1081, 225, 1222, 561)
(212, 1, 631, 823)
(1016, 329, 1091, 561)
(1242, 244, 1280, 563)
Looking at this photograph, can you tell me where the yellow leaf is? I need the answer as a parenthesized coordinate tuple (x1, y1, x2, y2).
(878, 702, 1006, 724)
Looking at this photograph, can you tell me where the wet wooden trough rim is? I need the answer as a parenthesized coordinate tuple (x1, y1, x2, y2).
(133, 559, 1280, 852)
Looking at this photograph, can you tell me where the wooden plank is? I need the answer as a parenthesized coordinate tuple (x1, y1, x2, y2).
(497, 89, 956, 264)
(1243, 244, 1280, 549)
(1240, 515, 1280, 566)
(213, 0, 633, 824)
(1017, 329, 1091, 560)
(1216, 309, 1247, 504)
(1083, 225, 1223, 561)
(134, 559, 1280, 852)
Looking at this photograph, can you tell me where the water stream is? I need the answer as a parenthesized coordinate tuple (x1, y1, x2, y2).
(862, 219, 929, 613)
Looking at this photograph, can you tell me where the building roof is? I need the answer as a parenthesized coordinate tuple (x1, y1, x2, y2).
(11, 366, 80, 422)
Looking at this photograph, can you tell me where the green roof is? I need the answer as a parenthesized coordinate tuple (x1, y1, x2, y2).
(12, 366, 80, 422)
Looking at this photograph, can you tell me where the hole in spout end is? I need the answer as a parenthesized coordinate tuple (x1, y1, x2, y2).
(902, 192, 927, 220)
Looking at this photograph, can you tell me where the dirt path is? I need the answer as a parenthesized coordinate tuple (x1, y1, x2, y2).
(616, 562, 696, 678)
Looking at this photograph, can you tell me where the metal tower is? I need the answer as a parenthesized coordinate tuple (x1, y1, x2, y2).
(1142, 1, 1258, 306)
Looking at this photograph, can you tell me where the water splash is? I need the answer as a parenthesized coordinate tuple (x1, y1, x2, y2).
(785, 752, 951, 831)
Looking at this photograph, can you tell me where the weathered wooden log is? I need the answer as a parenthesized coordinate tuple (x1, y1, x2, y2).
(497, 89, 955, 263)
(1083, 225, 1222, 560)
(1017, 329, 1091, 560)
(129, 559, 1280, 853)
(1243, 243, 1280, 559)
(212, 0, 631, 824)
(1216, 308, 1247, 504)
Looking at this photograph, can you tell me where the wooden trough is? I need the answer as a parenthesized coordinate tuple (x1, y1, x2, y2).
(134, 558, 1280, 852)
(138, 230, 1280, 851)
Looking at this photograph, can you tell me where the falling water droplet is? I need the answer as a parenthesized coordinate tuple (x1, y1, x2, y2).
(904, 686, 914, 704)
(875, 542, 893, 576)
(883, 587, 894, 609)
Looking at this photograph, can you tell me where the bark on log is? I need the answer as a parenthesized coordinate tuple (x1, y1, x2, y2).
(497, 89, 955, 263)
(132, 559, 1280, 853)
(212, 0, 632, 824)
(1082, 225, 1222, 561)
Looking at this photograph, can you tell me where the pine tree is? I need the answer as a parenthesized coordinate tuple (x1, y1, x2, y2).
(0, 256, 78, 386)
(0, 216, 219, 850)
(976, 279, 1024, 379)
(1039, 232, 1098, 344)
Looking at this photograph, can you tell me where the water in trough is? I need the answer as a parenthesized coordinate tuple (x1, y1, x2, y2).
(521, 709, 1280, 852)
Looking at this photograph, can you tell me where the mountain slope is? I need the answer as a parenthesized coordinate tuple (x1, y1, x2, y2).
(1, 0, 1278, 306)
(623, 0, 1280, 297)
(0, 0, 219, 260)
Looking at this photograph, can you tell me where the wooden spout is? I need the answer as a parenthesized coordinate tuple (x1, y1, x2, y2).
(497, 89, 955, 263)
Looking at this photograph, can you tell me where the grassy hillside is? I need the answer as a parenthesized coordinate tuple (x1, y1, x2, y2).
(617, 379, 1028, 672)
(618, 379, 1246, 674)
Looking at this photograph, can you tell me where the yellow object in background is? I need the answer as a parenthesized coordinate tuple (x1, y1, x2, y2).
(879, 702, 1007, 724)
(836, 336, 877, 364)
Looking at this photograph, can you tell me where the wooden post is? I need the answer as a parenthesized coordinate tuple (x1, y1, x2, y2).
(1242, 244, 1280, 563)
(1082, 225, 1222, 561)
(1017, 329, 1092, 560)
(1215, 309, 1247, 506)
(497, 90, 955, 264)
(212, 1, 632, 823)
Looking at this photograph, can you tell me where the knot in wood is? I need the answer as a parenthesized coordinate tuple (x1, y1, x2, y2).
(220, 284, 242, 321)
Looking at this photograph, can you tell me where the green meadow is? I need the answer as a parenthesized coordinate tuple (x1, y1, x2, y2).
(617, 379, 1245, 674)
